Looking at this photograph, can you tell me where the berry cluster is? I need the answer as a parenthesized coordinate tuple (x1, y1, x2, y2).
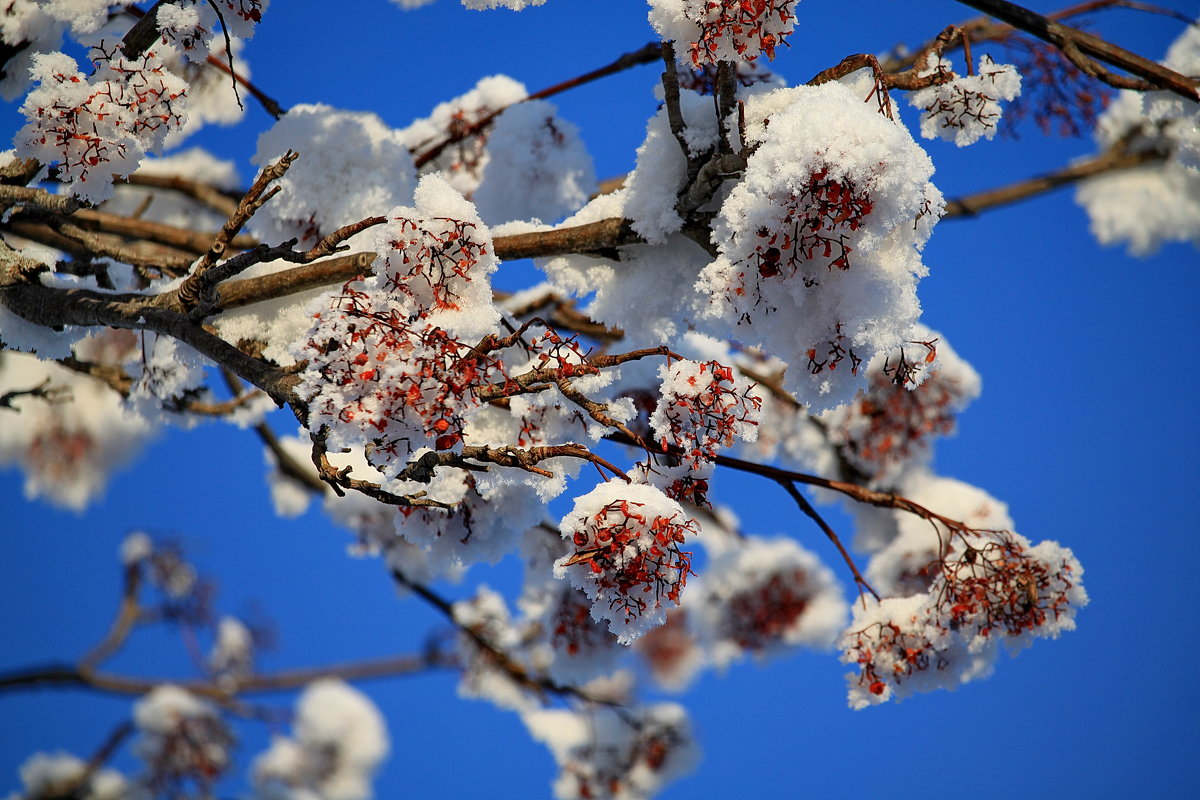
(377, 217, 490, 312)
(651, 360, 762, 471)
(559, 487, 699, 643)
(686, 0, 797, 65)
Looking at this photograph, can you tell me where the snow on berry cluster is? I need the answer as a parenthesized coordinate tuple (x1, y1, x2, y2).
(401, 74, 528, 198)
(698, 82, 944, 410)
(155, 0, 266, 62)
(649, 0, 799, 66)
(133, 686, 233, 794)
(293, 176, 503, 479)
(820, 327, 981, 485)
(523, 704, 699, 800)
(555, 482, 699, 644)
(251, 679, 389, 800)
(909, 55, 1022, 147)
(1075, 22, 1200, 255)
(649, 359, 762, 470)
(842, 527, 1087, 709)
(473, 99, 597, 225)
(690, 536, 847, 668)
(16, 45, 189, 203)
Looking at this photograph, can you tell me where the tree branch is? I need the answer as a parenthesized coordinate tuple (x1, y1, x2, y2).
(953, 0, 1199, 99)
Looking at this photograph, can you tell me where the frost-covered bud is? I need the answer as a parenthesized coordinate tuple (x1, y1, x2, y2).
(841, 529, 1087, 708)
(556, 483, 698, 644)
(523, 703, 699, 800)
(910, 55, 1022, 146)
(650, 359, 762, 471)
(649, 0, 799, 66)
(13, 751, 129, 800)
(252, 678, 389, 800)
(698, 82, 944, 410)
(691, 536, 847, 668)
(820, 328, 980, 485)
(133, 686, 232, 792)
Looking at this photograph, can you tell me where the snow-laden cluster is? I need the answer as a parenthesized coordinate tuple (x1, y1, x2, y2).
(8, 752, 129, 800)
(252, 679, 389, 800)
(0, 0, 110, 101)
(842, 525, 1086, 709)
(473, 99, 596, 225)
(401, 74, 528, 198)
(689, 536, 848, 668)
(698, 82, 944, 410)
(155, 0, 267, 63)
(555, 482, 699, 644)
(15, 48, 189, 203)
(523, 704, 699, 800)
(209, 616, 254, 685)
(819, 326, 981, 485)
(252, 104, 418, 248)
(650, 359, 762, 469)
(858, 471, 1011, 591)
(649, 0, 799, 66)
(293, 175, 500, 477)
(0, 349, 156, 510)
(10, 1, 265, 202)
(1076, 22, 1200, 254)
(133, 686, 233, 793)
(909, 55, 1022, 147)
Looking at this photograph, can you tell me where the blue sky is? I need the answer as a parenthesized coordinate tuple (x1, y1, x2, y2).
(2, 1, 1199, 798)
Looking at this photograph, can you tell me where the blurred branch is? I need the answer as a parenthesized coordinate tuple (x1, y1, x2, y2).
(0, 653, 451, 699)
(953, 0, 1199, 99)
(943, 144, 1163, 217)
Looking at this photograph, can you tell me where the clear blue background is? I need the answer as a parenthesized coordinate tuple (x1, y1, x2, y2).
(2, 1, 1198, 798)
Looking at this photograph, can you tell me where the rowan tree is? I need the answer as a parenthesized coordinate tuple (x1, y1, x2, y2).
(0, 1, 1196, 798)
